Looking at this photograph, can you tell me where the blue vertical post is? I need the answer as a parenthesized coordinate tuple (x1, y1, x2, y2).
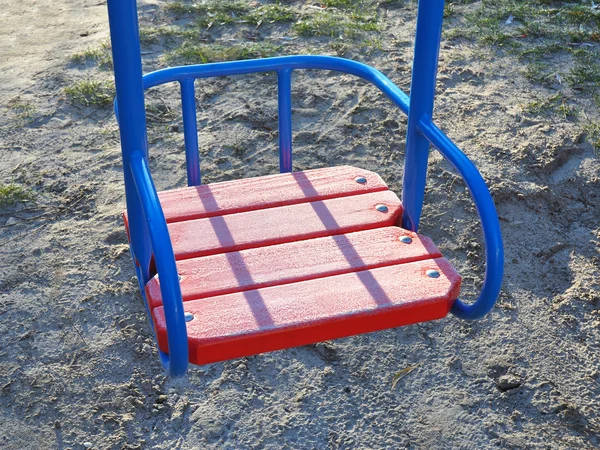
(278, 68, 293, 173)
(180, 78, 201, 186)
(401, 0, 445, 232)
(107, 0, 188, 377)
(106, 0, 152, 282)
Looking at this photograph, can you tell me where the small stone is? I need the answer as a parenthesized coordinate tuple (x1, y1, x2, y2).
(5, 217, 17, 226)
(446, 356, 462, 371)
(83, 443, 93, 449)
(155, 394, 168, 404)
(315, 342, 338, 362)
(496, 374, 522, 392)
(54, 420, 61, 429)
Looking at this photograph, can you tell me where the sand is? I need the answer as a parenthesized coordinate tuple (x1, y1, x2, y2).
(1, 0, 599, 449)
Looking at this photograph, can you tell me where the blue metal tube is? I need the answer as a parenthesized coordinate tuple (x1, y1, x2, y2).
(106, 0, 153, 283)
(401, 0, 445, 232)
(277, 69, 293, 173)
(180, 78, 201, 186)
(418, 117, 504, 319)
(142, 56, 410, 115)
(130, 151, 189, 376)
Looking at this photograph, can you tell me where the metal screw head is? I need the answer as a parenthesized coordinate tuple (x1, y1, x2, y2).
(399, 236, 413, 244)
(426, 269, 440, 279)
(376, 204, 389, 213)
(184, 312, 194, 322)
(355, 176, 367, 184)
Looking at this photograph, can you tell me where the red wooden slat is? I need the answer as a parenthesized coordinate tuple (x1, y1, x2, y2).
(146, 227, 442, 308)
(168, 190, 403, 261)
(153, 258, 461, 366)
(156, 165, 389, 223)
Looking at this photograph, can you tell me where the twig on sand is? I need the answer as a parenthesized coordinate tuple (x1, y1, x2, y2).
(391, 363, 421, 390)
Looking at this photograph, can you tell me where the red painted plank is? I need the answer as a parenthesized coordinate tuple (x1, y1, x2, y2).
(168, 190, 403, 261)
(146, 227, 442, 309)
(156, 165, 389, 223)
(153, 258, 461, 366)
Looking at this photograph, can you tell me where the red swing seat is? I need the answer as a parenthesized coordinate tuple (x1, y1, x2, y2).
(128, 166, 461, 366)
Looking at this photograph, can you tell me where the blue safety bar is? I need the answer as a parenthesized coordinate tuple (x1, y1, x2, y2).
(107, 0, 503, 376)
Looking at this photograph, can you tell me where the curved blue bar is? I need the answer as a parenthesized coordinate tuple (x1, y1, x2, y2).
(130, 151, 189, 376)
(417, 117, 504, 320)
(142, 55, 410, 115)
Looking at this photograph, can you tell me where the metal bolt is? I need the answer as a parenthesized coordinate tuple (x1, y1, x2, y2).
(184, 312, 194, 322)
(355, 176, 367, 184)
(426, 269, 440, 279)
(399, 236, 413, 244)
(376, 204, 388, 213)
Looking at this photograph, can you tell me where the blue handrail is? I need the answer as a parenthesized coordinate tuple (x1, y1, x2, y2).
(130, 151, 189, 376)
(141, 56, 411, 116)
(417, 118, 504, 319)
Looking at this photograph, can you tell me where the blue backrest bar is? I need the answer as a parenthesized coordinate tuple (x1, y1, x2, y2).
(277, 69, 293, 173)
(180, 78, 201, 186)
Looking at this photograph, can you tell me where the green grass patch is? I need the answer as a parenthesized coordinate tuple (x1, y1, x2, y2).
(0, 183, 35, 207)
(144, 0, 381, 67)
(70, 43, 112, 69)
(566, 60, 600, 88)
(165, 0, 249, 16)
(65, 80, 115, 107)
(139, 26, 201, 45)
(293, 10, 379, 38)
(165, 1, 296, 28)
(518, 42, 565, 60)
(583, 122, 600, 154)
(521, 61, 556, 84)
(560, 5, 600, 27)
(7, 98, 36, 122)
(247, 4, 296, 25)
(524, 92, 577, 119)
(164, 42, 281, 65)
(320, 0, 378, 8)
(446, 0, 600, 49)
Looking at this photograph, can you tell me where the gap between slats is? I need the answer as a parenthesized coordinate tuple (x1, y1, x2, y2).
(146, 227, 442, 308)
(167, 190, 403, 261)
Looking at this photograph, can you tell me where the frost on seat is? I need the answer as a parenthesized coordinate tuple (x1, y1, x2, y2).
(140, 166, 461, 366)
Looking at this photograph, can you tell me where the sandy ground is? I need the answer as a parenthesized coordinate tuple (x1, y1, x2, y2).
(1, 0, 600, 449)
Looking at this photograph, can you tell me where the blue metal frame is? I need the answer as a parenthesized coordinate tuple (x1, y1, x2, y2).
(180, 78, 201, 186)
(402, 0, 444, 232)
(107, 0, 504, 376)
(107, 0, 188, 377)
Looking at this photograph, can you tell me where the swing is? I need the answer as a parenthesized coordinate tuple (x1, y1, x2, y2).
(106, 0, 504, 376)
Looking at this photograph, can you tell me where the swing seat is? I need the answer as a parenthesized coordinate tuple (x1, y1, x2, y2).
(133, 166, 461, 366)
(107, 0, 504, 375)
